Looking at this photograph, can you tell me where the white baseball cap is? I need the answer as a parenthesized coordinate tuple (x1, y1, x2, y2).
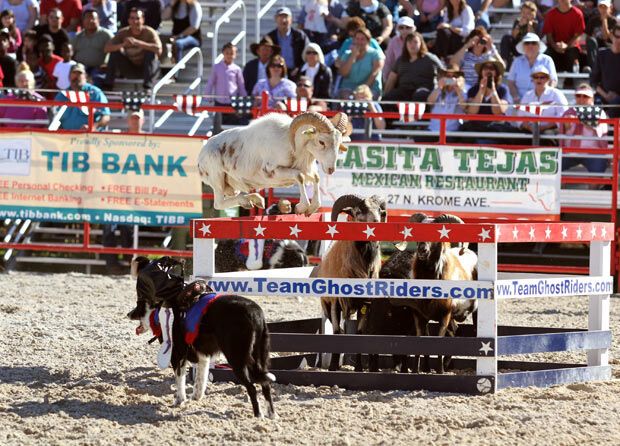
(575, 84, 594, 97)
(397, 16, 416, 29)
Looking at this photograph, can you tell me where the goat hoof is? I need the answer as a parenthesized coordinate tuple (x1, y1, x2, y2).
(173, 396, 187, 407)
(248, 193, 265, 209)
(268, 410, 279, 420)
(191, 392, 203, 401)
(294, 202, 309, 215)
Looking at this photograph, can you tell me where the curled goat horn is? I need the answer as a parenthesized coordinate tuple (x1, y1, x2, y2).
(331, 194, 364, 222)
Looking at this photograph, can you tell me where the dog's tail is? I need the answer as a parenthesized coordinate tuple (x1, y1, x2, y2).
(250, 320, 276, 384)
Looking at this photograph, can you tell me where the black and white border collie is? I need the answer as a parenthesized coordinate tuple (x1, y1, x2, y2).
(127, 256, 276, 418)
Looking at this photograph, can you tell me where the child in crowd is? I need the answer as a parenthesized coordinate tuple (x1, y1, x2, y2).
(18, 30, 37, 63)
(52, 42, 76, 89)
(25, 51, 48, 89)
(349, 84, 385, 141)
(204, 42, 247, 124)
(1, 9, 21, 57)
(499, 1, 538, 68)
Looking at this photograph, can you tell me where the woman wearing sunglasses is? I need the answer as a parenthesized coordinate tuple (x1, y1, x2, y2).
(506, 32, 557, 105)
(299, 43, 332, 99)
(251, 54, 297, 109)
(561, 83, 609, 176)
(517, 65, 568, 137)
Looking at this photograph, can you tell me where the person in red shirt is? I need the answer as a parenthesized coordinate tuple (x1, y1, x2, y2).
(40, 0, 82, 34)
(37, 35, 62, 91)
(542, 0, 585, 73)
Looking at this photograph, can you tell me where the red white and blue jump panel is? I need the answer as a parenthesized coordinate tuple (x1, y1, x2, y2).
(495, 222, 614, 243)
(191, 217, 614, 243)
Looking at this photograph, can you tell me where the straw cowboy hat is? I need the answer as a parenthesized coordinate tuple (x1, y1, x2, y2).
(250, 36, 281, 57)
(474, 58, 506, 77)
(516, 33, 547, 55)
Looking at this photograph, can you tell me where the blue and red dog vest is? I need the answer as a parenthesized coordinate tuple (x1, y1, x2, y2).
(184, 293, 222, 344)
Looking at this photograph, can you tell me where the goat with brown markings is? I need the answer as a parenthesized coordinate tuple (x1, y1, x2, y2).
(316, 194, 386, 371)
(386, 214, 478, 373)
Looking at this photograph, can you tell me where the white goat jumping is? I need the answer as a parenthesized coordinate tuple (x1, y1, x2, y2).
(197, 111, 352, 215)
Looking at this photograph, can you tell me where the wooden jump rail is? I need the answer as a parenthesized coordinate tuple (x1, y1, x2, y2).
(192, 214, 613, 394)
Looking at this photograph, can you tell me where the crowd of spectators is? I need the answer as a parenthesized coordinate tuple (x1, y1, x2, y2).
(0, 0, 618, 159)
(0, 0, 203, 116)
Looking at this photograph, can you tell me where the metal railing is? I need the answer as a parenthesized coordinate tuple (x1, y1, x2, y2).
(212, 0, 247, 67)
(149, 47, 204, 133)
(255, 0, 279, 43)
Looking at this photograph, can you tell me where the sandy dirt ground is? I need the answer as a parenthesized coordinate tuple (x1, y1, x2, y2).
(0, 272, 619, 445)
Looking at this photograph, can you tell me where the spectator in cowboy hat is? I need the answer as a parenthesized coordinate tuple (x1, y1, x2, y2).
(462, 58, 523, 143)
(267, 6, 310, 80)
(243, 35, 280, 94)
(561, 83, 609, 176)
(506, 32, 558, 104)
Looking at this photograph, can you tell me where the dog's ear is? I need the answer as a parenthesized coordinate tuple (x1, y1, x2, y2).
(131, 256, 151, 279)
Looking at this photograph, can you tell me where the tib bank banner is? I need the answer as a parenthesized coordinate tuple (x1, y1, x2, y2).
(320, 143, 561, 218)
(0, 132, 203, 226)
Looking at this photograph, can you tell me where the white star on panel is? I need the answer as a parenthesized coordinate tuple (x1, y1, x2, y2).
(478, 228, 491, 241)
(289, 224, 302, 238)
(529, 226, 536, 240)
(325, 224, 339, 238)
(199, 224, 211, 236)
(561, 226, 568, 239)
(400, 226, 413, 239)
(479, 341, 493, 355)
(590, 226, 597, 237)
(545, 226, 551, 239)
(512, 226, 519, 240)
(363, 225, 376, 239)
(601, 226, 607, 239)
(576, 226, 583, 239)
(438, 225, 451, 239)
(254, 224, 266, 236)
